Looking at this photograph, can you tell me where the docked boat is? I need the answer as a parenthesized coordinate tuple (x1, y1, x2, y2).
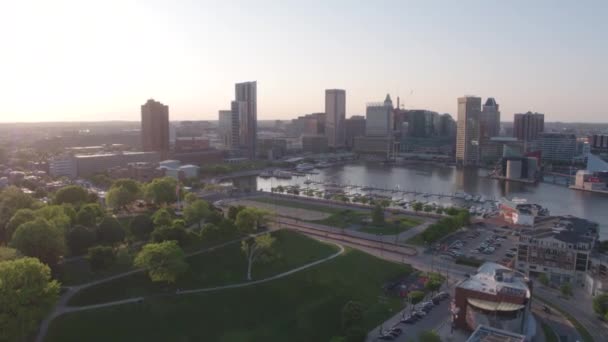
(259, 170, 273, 178)
(273, 170, 292, 179)
(295, 163, 315, 172)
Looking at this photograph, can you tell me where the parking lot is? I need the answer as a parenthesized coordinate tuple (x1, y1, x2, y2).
(435, 223, 520, 266)
(367, 292, 452, 341)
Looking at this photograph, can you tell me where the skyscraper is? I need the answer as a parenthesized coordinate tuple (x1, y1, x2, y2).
(513, 112, 544, 142)
(218, 109, 239, 149)
(235, 81, 257, 159)
(325, 89, 346, 148)
(141, 99, 169, 158)
(456, 96, 482, 166)
(365, 94, 394, 136)
(480, 97, 501, 138)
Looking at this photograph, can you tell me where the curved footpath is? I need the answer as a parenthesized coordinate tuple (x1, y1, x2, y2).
(35, 236, 344, 342)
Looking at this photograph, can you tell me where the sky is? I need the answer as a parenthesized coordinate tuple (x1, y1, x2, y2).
(1, 0, 607, 123)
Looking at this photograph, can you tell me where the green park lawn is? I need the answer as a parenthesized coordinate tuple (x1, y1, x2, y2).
(250, 196, 339, 213)
(68, 230, 338, 306)
(47, 247, 409, 342)
(58, 232, 242, 286)
(358, 216, 422, 235)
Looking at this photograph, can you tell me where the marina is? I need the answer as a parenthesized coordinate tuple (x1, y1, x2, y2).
(256, 161, 608, 237)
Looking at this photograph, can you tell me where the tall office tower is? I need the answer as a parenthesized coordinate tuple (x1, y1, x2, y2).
(325, 89, 346, 148)
(439, 114, 457, 137)
(141, 99, 169, 158)
(480, 97, 501, 138)
(513, 112, 545, 141)
(218, 109, 239, 149)
(235, 81, 257, 159)
(345, 115, 366, 147)
(456, 96, 482, 166)
(365, 94, 394, 136)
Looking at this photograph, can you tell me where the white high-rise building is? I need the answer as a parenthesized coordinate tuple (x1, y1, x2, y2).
(365, 94, 394, 137)
(325, 89, 346, 148)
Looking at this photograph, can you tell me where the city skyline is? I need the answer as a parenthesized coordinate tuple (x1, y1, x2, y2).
(1, 1, 607, 123)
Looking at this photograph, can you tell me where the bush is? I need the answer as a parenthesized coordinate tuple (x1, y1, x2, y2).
(87, 246, 116, 271)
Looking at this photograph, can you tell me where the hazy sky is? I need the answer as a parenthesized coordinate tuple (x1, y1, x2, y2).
(1, 0, 607, 122)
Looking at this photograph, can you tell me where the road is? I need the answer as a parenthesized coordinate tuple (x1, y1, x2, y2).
(534, 284, 608, 342)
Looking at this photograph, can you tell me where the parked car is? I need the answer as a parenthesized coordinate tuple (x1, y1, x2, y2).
(378, 335, 394, 340)
(400, 315, 417, 324)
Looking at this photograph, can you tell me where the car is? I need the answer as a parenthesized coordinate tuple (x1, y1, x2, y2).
(470, 249, 480, 254)
(378, 335, 394, 340)
(413, 310, 427, 318)
(509, 247, 517, 251)
(390, 327, 403, 334)
(437, 291, 450, 299)
(400, 315, 417, 324)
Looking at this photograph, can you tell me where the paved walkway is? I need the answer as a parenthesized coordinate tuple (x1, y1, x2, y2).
(35, 235, 344, 342)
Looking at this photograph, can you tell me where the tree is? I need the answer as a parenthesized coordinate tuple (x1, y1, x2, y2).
(227, 205, 245, 221)
(418, 331, 442, 342)
(87, 246, 116, 271)
(0, 186, 39, 243)
(341, 300, 364, 331)
(145, 177, 178, 205)
(0, 257, 60, 342)
(96, 216, 125, 245)
(53, 185, 90, 206)
(235, 208, 270, 233)
(423, 205, 433, 213)
(66, 225, 97, 256)
(538, 273, 549, 286)
(152, 208, 173, 227)
(0, 246, 20, 262)
(560, 283, 573, 297)
(35, 205, 72, 232)
(593, 293, 608, 318)
(134, 241, 188, 284)
(183, 199, 210, 229)
(151, 225, 188, 246)
(408, 290, 425, 305)
(75, 203, 103, 227)
(241, 233, 275, 280)
(112, 179, 142, 195)
(435, 207, 444, 215)
(184, 192, 198, 204)
(412, 202, 423, 212)
(372, 204, 385, 226)
(129, 214, 154, 240)
(10, 218, 66, 266)
(425, 277, 442, 294)
(4, 208, 36, 243)
(106, 186, 136, 211)
(89, 173, 113, 188)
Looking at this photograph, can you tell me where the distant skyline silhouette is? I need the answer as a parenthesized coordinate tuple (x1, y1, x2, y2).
(1, 1, 606, 122)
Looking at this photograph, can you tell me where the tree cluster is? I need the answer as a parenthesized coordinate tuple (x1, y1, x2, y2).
(419, 209, 470, 244)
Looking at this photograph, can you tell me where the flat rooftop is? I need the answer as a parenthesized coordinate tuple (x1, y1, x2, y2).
(458, 262, 530, 298)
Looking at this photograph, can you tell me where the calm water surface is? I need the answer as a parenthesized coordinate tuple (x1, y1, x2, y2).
(257, 162, 608, 238)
